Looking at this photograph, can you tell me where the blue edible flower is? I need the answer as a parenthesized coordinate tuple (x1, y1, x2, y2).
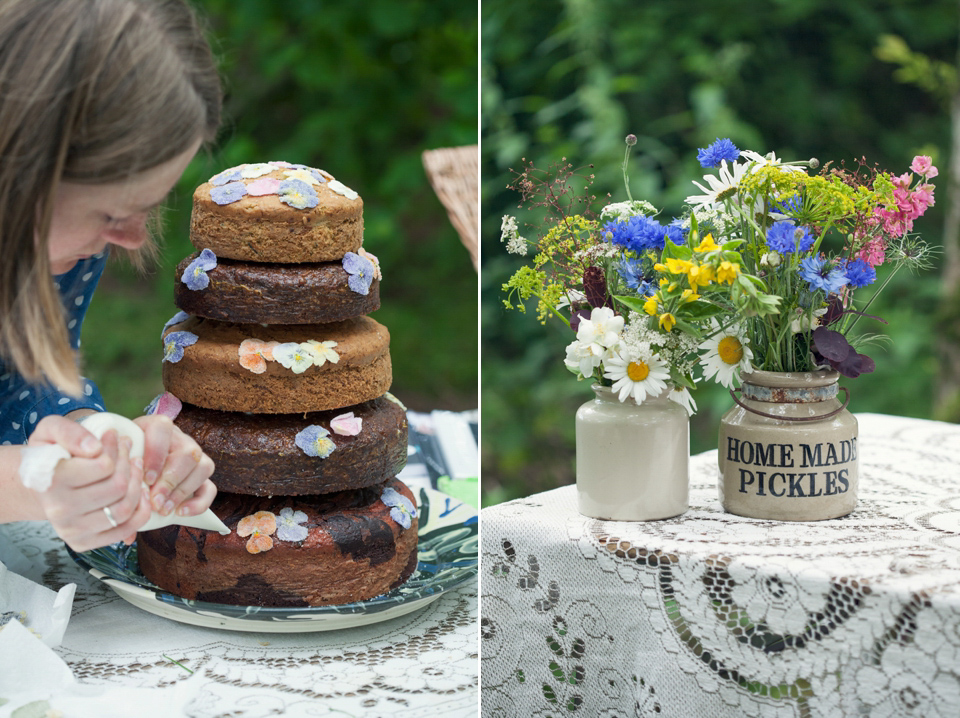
(209, 167, 243, 186)
(277, 179, 319, 210)
(163, 331, 198, 363)
(181, 249, 217, 290)
(342, 251, 376, 295)
(697, 138, 741, 168)
(380, 486, 417, 530)
(294, 425, 336, 458)
(276, 507, 309, 542)
(210, 181, 247, 206)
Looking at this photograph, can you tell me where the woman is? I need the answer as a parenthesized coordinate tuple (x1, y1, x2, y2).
(0, 0, 222, 552)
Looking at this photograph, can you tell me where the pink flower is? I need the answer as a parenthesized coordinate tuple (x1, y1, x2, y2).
(149, 392, 183, 420)
(910, 155, 939, 179)
(330, 412, 363, 436)
(246, 178, 281, 196)
(858, 238, 887, 268)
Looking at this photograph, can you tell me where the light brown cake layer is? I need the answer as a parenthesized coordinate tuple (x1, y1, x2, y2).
(162, 316, 391, 413)
(174, 254, 380, 324)
(136, 479, 419, 607)
(174, 396, 408, 495)
(190, 168, 363, 263)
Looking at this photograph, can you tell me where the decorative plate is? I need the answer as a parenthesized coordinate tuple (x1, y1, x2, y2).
(68, 487, 477, 633)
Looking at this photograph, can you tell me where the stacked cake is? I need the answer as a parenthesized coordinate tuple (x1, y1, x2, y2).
(137, 162, 418, 607)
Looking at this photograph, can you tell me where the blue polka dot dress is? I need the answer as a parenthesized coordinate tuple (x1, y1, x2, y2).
(0, 251, 109, 445)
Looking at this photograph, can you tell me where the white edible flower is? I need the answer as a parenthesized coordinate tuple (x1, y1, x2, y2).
(698, 320, 754, 389)
(273, 342, 314, 374)
(303, 340, 340, 367)
(602, 347, 670, 404)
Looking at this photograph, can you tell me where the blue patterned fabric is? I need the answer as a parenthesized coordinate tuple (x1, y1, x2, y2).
(0, 251, 109, 445)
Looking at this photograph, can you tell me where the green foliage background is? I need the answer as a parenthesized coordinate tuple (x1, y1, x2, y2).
(82, 0, 478, 418)
(481, 0, 957, 505)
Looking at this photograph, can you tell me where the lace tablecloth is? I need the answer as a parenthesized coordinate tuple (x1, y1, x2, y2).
(480, 413, 960, 717)
(1, 439, 478, 717)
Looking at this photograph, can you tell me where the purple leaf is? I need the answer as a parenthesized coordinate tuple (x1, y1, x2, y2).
(812, 327, 850, 362)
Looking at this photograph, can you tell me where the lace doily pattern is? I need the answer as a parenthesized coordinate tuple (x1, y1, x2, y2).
(481, 414, 960, 717)
(5, 520, 478, 717)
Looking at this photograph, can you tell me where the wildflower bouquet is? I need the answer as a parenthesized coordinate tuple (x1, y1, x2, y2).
(500, 137, 936, 408)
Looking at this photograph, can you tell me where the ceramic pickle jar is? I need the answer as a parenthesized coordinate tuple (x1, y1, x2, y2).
(575, 384, 689, 521)
(718, 370, 858, 521)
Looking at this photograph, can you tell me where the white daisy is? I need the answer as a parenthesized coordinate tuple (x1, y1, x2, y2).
(685, 160, 749, 208)
(603, 348, 670, 404)
(667, 385, 697, 416)
(698, 321, 754, 389)
(740, 149, 804, 173)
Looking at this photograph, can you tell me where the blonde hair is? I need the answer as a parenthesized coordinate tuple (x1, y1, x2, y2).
(0, 0, 221, 395)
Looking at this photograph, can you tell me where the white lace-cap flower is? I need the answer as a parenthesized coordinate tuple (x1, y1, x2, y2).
(698, 320, 753, 389)
(667, 385, 697, 416)
(599, 199, 657, 221)
(686, 160, 749, 208)
(499, 215, 527, 255)
(603, 347, 670, 404)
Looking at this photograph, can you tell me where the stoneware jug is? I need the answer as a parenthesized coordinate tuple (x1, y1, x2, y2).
(575, 384, 689, 521)
(718, 370, 858, 521)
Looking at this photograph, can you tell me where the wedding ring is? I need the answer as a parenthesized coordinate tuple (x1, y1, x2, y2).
(103, 505, 119, 529)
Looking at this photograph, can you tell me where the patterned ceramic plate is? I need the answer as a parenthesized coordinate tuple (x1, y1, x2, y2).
(68, 487, 477, 633)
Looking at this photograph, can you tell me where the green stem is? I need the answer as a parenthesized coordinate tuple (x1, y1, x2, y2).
(622, 143, 634, 201)
(845, 261, 902, 335)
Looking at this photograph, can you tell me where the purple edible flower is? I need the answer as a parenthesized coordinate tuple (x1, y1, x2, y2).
(210, 181, 247, 206)
(210, 167, 243, 186)
(161, 310, 190, 338)
(380, 487, 416, 530)
(277, 179, 319, 210)
(163, 331, 198, 363)
(342, 251, 375, 295)
(294, 424, 336, 458)
(181, 248, 218, 290)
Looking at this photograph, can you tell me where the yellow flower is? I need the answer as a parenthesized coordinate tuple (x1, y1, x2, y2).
(643, 296, 659, 315)
(680, 288, 698, 303)
(687, 264, 715, 290)
(694, 234, 721, 253)
(659, 278, 670, 288)
(664, 258, 693, 275)
(659, 313, 676, 332)
(717, 261, 741, 284)
(654, 262, 667, 272)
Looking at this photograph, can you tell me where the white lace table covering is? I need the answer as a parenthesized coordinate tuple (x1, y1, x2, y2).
(4, 522, 478, 717)
(480, 413, 960, 717)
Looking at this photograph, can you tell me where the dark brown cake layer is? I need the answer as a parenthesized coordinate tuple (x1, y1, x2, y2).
(137, 478, 419, 607)
(162, 316, 391, 413)
(174, 254, 380, 325)
(174, 396, 408, 496)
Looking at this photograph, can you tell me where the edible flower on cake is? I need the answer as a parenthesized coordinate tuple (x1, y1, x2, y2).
(237, 510, 277, 554)
(380, 487, 416, 530)
(277, 179, 319, 210)
(162, 331, 198, 363)
(342, 251, 375, 295)
(238, 338, 280, 374)
(330, 412, 363, 436)
(295, 425, 336, 458)
(181, 248, 217, 290)
(276, 507, 308, 542)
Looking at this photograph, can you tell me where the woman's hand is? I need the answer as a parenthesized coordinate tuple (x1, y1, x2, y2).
(133, 414, 216, 520)
(27, 415, 151, 552)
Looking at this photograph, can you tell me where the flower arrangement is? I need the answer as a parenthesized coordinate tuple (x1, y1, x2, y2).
(501, 137, 936, 412)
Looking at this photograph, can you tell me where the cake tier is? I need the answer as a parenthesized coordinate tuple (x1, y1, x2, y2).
(190, 163, 363, 263)
(137, 479, 419, 607)
(175, 254, 380, 324)
(162, 316, 391, 413)
(174, 395, 408, 496)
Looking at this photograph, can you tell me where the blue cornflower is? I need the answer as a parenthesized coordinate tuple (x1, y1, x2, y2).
(799, 257, 849, 294)
(663, 223, 685, 246)
(605, 215, 670, 253)
(766, 221, 814, 254)
(181, 248, 217, 290)
(616, 258, 645, 290)
(845, 258, 877, 289)
(697, 138, 741, 168)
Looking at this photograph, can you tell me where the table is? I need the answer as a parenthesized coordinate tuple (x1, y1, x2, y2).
(0, 422, 478, 717)
(480, 413, 960, 717)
